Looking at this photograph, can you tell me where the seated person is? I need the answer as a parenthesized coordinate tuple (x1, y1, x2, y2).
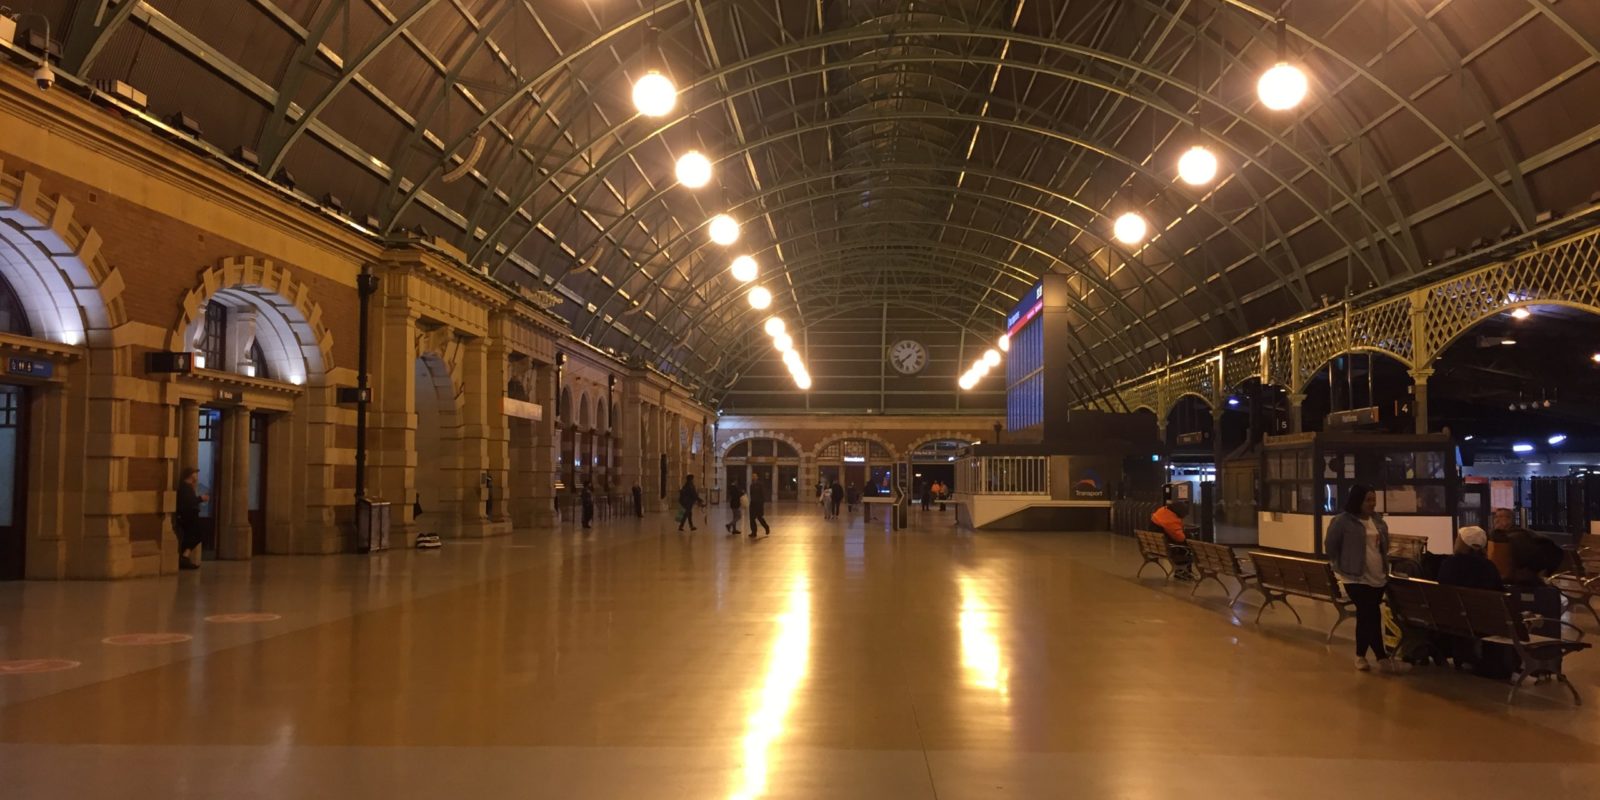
(1507, 527, 1565, 587)
(1435, 526, 1502, 591)
(1150, 500, 1196, 580)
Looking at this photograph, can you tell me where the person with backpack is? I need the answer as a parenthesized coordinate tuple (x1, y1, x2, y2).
(676, 475, 702, 532)
(747, 477, 771, 538)
(725, 481, 745, 536)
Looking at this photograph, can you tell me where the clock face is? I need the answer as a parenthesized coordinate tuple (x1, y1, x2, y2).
(888, 340, 928, 375)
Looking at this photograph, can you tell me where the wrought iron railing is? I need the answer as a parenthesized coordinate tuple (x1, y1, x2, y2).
(956, 456, 1050, 495)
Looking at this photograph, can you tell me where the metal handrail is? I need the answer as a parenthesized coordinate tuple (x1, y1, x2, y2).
(955, 456, 1050, 496)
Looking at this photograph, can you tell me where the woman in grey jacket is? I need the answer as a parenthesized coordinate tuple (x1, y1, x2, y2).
(1324, 484, 1409, 673)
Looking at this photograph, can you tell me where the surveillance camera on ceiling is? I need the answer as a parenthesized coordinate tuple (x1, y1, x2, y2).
(32, 63, 53, 91)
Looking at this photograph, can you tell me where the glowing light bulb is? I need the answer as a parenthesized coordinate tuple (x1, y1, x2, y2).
(796, 372, 813, 390)
(1177, 145, 1219, 186)
(983, 348, 1001, 367)
(959, 373, 978, 390)
(997, 333, 1009, 353)
(748, 286, 772, 309)
(709, 214, 740, 245)
(773, 332, 793, 352)
(781, 349, 803, 369)
(763, 317, 785, 336)
(1113, 212, 1148, 245)
(730, 255, 759, 283)
(632, 71, 677, 117)
(1510, 308, 1531, 320)
(675, 150, 712, 188)
(1257, 62, 1308, 111)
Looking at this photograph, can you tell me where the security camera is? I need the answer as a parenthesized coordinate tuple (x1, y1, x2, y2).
(32, 64, 54, 91)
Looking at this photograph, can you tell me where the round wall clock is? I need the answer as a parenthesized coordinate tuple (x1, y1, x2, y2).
(888, 339, 928, 375)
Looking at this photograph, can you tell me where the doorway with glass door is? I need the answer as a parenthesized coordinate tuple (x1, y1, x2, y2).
(0, 384, 28, 580)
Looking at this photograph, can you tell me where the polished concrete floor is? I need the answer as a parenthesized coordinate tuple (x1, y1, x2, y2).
(3, 506, 1600, 798)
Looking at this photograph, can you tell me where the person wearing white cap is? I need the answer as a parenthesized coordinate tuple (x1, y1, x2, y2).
(1436, 525, 1503, 591)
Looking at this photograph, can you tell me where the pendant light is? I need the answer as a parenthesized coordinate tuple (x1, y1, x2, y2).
(675, 150, 712, 188)
(632, 71, 676, 117)
(763, 317, 786, 336)
(1257, 18, 1308, 111)
(730, 255, 758, 283)
(709, 213, 740, 245)
(1113, 212, 1148, 245)
(748, 286, 772, 309)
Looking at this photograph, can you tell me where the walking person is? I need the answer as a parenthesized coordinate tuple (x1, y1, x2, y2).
(580, 482, 595, 530)
(725, 481, 745, 536)
(676, 475, 702, 531)
(175, 467, 207, 570)
(747, 477, 771, 538)
(1325, 484, 1410, 674)
(829, 480, 844, 519)
(632, 483, 643, 518)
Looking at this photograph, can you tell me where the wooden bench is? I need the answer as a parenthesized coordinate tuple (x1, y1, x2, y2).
(1134, 530, 1188, 579)
(1247, 552, 1356, 641)
(1387, 577, 1591, 705)
(1188, 540, 1259, 603)
(1550, 535, 1600, 626)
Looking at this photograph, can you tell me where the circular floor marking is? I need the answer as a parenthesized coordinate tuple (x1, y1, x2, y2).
(204, 613, 281, 624)
(0, 659, 81, 675)
(101, 633, 192, 646)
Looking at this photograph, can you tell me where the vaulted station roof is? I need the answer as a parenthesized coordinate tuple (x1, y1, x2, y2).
(29, 0, 1600, 410)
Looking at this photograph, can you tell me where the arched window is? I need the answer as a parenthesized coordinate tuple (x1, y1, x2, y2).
(910, 439, 972, 463)
(0, 273, 32, 336)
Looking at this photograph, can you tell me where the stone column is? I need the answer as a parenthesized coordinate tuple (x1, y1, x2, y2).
(618, 387, 642, 507)
(369, 287, 419, 543)
(217, 406, 253, 560)
(454, 336, 508, 538)
(483, 333, 511, 528)
(531, 361, 557, 527)
(1288, 392, 1307, 434)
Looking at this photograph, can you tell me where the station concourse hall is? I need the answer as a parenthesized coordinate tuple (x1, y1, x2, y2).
(5, 2, 1600, 798)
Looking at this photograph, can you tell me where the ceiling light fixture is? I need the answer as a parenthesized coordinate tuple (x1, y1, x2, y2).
(1510, 307, 1531, 320)
(1177, 145, 1218, 186)
(1257, 18, 1308, 111)
(1548, 434, 1568, 446)
(763, 317, 785, 337)
(997, 333, 1009, 353)
(1592, 353, 1600, 364)
(1113, 212, 1148, 245)
(730, 255, 759, 283)
(675, 150, 712, 188)
(748, 286, 772, 310)
(982, 349, 1002, 368)
(772, 332, 793, 353)
(631, 71, 677, 117)
(708, 213, 740, 245)
(1500, 338, 1517, 346)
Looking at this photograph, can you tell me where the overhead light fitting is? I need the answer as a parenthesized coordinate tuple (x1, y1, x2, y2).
(1512, 443, 1535, 454)
(997, 333, 1009, 353)
(730, 255, 758, 283)
(763, 317, 785, 337)
(772, 332, 793, 353)
(1510, 307, 1531, 320)
(747, 286, 772, 309)
(1177, 145, 1219, 186)
(708, 214, 740, 245)
(1548, 434, 1568, 446)
(631, 70, 677, 117)
(1257, 18, 1308, 111)
(1113, 212, 1148, 245)
(1592, 353, 1600, 364)
(982, 348, 1002, 368)
(1500, 338, 1517, 346)
(675, 151, 713, 189)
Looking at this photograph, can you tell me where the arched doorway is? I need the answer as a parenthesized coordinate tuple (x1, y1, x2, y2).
(908, 438, 971, 504)
(816, 437, 895, 507)
(0, 274, 31, 579)
(723, 437, 801, 504)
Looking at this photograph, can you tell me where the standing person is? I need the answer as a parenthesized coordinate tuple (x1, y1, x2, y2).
(747, 477, 771, 538)
(829, 480, 844, 519)
(1486, 507, 1516, 579)
(580, 483, 595, 530)
(676, 475, 702, 532)
(725, 481, 745, 536)
(632, 483, 643, 518)
(175, 467, 207, 570)
(1325, 484, 1409, 674)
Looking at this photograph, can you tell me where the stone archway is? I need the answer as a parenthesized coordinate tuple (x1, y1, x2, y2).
(171, 257, 332, 385)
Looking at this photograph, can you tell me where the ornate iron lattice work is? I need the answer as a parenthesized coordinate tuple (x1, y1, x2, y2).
(1223, 346, 1261, 391)
(1168, 359, 1219, 409)
(1291, 317, 1346, 393)
(1349, 296, 1413, 366)
(1420, 229, 1600, 363)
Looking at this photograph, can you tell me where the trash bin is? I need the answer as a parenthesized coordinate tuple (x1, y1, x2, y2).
(357, 497, 391, 553)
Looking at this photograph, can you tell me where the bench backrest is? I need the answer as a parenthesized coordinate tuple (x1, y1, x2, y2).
(1388, 577, 1520, 641)
(1134, 530, 1170, 558)
(1385, 578, 1433, 630)
(1419, 581, 1474, 638)
(1249, 552, 1342, 601)
(1190, 540, 1242, 576)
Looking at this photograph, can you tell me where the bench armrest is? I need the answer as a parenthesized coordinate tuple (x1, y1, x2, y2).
(1523, 614, 1586, 641)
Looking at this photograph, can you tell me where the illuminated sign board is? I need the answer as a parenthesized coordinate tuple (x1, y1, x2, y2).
(1006, 281, 1044, 337)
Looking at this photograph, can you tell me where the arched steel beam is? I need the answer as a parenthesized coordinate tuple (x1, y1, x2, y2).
(259, 0, 447, 176)
(571, 164, 1251, 341)
(61, 0, 141, 73)
(581, 194, 1234, 371)
(488, 102, 1344, 319)
(649, 237, 1159, 383)
(474, 53, 1398, 288)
